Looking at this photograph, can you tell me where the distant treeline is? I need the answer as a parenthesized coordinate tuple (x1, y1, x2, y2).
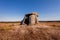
(0, 21, 60, 23)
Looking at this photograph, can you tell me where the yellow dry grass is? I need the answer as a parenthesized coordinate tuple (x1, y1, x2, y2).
(0, 22, 60, 40)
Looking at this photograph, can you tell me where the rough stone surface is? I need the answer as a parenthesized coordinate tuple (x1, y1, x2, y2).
(21, 12, 38, 25)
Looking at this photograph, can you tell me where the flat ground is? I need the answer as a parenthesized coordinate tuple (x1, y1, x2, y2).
(0, 21, 60, 40)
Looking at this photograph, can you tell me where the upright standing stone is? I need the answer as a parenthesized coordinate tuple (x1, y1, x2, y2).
(29, 12, 38, 25)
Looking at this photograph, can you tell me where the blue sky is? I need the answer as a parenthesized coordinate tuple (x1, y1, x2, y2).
(0, 0, 60, 21)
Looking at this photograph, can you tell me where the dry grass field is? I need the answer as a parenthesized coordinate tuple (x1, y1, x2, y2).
(0, 21, 60, 40)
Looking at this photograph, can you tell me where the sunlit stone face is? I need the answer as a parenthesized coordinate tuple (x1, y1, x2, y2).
(29, 14, 36, 25)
